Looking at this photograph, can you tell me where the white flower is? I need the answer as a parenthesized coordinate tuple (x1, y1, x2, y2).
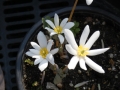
(86, 0, 93, 5)
(26, 31, 59, 72)
(45, 13, 74, 44)
(64, 25, 109, 73)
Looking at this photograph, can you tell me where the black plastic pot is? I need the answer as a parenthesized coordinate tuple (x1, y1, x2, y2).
(16, 6, 120, 90)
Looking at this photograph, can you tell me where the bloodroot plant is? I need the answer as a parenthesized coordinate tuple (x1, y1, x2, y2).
(24, 0, 110, 89)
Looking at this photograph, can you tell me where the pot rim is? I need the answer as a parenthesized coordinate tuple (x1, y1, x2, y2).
(16, 6, 120, 90)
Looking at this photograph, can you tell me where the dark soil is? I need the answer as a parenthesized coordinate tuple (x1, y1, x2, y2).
(23, 12, 120, 90)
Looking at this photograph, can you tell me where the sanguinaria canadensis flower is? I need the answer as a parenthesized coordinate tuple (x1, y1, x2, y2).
(26, 31, 59, 71)
(64, 25, 109, 73)
(45, 13, 74, 44)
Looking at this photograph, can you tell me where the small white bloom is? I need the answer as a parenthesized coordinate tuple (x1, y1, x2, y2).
(45, 13, 74, 44)
(64, 25, 109, 73)
(26, 31, 59, 72)
(86, 0, 93, 5)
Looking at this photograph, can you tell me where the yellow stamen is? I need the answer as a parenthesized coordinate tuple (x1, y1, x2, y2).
(77, 45, 89, 57)
(40, 48, 48, 59)
(54, 26, 62, 34)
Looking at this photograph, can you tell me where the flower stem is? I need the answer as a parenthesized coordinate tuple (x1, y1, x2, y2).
(62, 65, 68, 73)
(56, 41, 59, 47)
(68, 0, 78, 22)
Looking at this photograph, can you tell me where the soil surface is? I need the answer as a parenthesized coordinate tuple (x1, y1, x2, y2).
(23, 12, 120, 90)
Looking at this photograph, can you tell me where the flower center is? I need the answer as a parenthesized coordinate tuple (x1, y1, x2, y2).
(40, 48, 48, 59)
(54, 26, 62, 34)
(77, 45, 89, 57)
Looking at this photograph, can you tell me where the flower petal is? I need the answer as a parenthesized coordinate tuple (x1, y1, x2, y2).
(32, 55, 41, 59)
(60, 18, 68, 27)
(65, 44, 77, 55)
(87, 48, 110, 56)
(63, 22, 74, 29)
(45, 27, 54, 33)
(34, 58, 42, 65)
(79, 58, 87, 70)
(26, 48, 41, 59)
(79, 25, 90, 46)
(29, 49, 39, 55)
(50, 48, 59, 55)
(64, 29, 78, 50)
(54, 13, 59, 27)
(85, 31, 100, 49)
(50, 32, 57, 36)
(26, 51, 35, 57)
(37, 31, 47, 48)
(38, 60, 48, 72)
(47, 39, 53, 52)
(86, 0, 93, 5)
(68, 56, 79, 69)
(45, 20, 55, 29)
(84, 57, 105, 73)
(58, 34, 64, 44)
(46, 53, 54, 65)
(30, 42, 41, 50)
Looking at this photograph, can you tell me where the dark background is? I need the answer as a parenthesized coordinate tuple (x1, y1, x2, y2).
(0, 0, 120, 90)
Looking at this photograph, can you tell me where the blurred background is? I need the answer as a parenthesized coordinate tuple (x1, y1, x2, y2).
(0, 0, 120, 90)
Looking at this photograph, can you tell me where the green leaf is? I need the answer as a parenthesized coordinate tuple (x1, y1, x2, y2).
(76, 88, 80, 90)
(53, 74, 62, 84)
(32, 81, 39, 86)
(76, 22, 79, 27)
(53, 69, 66, 84)
(70, 21, 80, 37)
(25, 58, 34, 66)
(57, 69, 66, 78)
(75, 28, 80, 33)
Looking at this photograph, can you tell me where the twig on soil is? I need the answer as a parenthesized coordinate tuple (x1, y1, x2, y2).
(98, 84, 101, 90)
(101, 39, 104, 48)
(91, 83, 96, 90)
(74, 81, 89, 88)
(41, 71, 45, 85)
